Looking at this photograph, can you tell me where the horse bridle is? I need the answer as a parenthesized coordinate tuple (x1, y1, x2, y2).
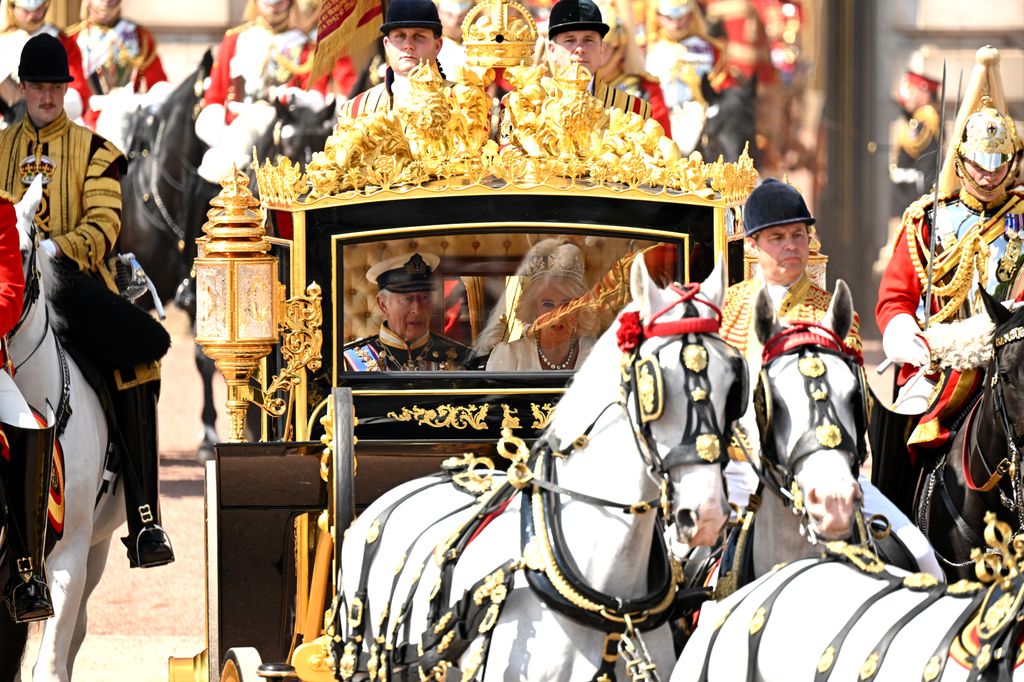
(523, 283, 748, 517)
(11, 223, 72, 436)
(752, 322, 868, 513)
(987, 324, 1024, 527)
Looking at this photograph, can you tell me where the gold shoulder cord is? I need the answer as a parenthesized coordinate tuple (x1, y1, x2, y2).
(905, 218, 989, 324)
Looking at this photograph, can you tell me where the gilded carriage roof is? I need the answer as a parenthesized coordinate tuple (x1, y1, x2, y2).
(253, 0, 757, 211)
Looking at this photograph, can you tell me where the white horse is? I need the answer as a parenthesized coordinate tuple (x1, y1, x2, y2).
(714, 283, 939, 595)
(334, 256, 742, 681)
(674, 510, 1020, 682)
(3, 178, 122, 681)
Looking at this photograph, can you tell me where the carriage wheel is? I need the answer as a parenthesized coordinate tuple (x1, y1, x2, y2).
(221, 647, 263, 682)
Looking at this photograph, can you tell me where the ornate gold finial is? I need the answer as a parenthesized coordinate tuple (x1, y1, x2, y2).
(462, 0, 538, 69)
(254, 149, 307, 208)
(972, 511, 1024, 584)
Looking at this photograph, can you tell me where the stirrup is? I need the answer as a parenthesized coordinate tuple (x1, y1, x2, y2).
(123, 524, 175, 569)
(3, 574, 54, 623)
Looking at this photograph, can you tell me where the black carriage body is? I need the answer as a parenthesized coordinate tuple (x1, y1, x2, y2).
(202, 185, 745, 677)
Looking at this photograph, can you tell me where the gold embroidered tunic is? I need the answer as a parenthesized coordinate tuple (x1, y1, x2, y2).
(720, 274, 863, 360)
(0, 112, 125, 292)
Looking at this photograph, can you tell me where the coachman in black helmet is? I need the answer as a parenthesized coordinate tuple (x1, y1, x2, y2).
(340, 0, 445, 118)
(0, 34, 175, 583)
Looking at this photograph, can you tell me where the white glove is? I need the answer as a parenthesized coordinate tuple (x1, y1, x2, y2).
(64, 88, 84, 121)
(195, 103, 227, 147)
(882, 313, 930, 367)
(39, 239, 58, 258)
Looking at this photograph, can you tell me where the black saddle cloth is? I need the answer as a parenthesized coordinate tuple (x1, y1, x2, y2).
(49, 261, 171, 372)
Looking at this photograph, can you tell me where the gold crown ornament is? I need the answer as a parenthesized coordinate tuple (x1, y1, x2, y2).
(462, 0, 538, 69)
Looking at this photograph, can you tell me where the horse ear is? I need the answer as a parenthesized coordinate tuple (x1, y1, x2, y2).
(821, 279, 854, 341)
(699, 257, 727, 316)
(630, 251, 670, 319)
(980, 287, 1013, 326)
(15, 175, 43, 246)
(754, 285, 780, 345)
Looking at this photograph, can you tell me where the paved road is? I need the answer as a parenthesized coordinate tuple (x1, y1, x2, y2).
(22, 308, 217, 681)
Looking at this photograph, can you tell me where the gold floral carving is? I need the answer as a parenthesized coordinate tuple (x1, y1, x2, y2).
(530, 403, 556, 430)
(387, 404, 491, 430)
(257, 4, 757, 207)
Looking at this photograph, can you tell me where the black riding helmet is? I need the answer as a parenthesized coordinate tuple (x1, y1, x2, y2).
(19, 34, 74, 84)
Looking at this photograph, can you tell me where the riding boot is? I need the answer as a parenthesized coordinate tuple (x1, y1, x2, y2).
(0, 422, 57, 623)
(114, 380, 175, 568)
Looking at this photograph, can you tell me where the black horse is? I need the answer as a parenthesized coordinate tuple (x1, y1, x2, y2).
(699, 74, 757, 165)
(914, 289, 1024, 581)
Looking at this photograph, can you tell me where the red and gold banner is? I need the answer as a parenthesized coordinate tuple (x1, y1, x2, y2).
(311, 0, 384, 80)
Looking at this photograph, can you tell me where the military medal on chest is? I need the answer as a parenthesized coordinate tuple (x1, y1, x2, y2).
(997, 213, 1023, 284)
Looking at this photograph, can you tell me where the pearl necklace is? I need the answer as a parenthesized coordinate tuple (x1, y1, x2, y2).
(537, 335, 578, 370)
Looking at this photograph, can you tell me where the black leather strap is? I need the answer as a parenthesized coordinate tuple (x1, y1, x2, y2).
(813, 575, 904, 682)
(919, 586, 986, 682)
(858, 585, 946, 682)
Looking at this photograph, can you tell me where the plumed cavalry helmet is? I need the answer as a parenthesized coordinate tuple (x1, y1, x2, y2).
(957, 102, 1022, 172)
(742, 178, 815, 237)
(18, 34, 74, 84)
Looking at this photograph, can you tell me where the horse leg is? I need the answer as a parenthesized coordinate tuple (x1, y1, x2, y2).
(195, 342, 219, 463)
(0, 613, 28, 682)
(31, 538, 89, 682)
(66, 537, 112, 677)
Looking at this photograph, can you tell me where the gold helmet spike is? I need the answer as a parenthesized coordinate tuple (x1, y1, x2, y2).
(938, 46, 1013, 194)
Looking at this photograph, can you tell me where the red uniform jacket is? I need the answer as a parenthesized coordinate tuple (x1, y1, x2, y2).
(204, 25, 329, 123)
(0, 198, 25, 344)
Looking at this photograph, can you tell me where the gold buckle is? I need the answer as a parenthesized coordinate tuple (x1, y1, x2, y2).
(15, 557, 33, 574)
(602, 632, 621, 663)
(139, 504, 154, 523)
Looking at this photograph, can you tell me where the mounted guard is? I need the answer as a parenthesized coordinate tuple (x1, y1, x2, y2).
(65, 0, 169, 130)
(0, 34, 174, 570)
(875, 46, 1024, 505)
(194, 0, 329, 183)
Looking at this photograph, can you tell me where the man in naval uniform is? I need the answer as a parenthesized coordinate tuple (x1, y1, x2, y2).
(66, 0, 168, 129)
(0, 189, 58, 622)
(0, 0, 91, 122)
(339, 0, 446, 118)
(0, 34, 174, 569)
(194, 0, 328, 182)
(720, 178, 941, 578)
(877, 96, 1024, 460)
(343, 252, 472, 371)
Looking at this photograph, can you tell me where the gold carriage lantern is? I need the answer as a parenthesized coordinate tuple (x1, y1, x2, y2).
(195, 168, 279, 442)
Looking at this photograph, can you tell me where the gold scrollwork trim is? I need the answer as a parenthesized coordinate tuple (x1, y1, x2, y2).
(388, 404, 491, 430)
(253, 282, 324, 419)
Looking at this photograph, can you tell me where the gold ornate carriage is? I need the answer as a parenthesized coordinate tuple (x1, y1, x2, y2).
(168, 1, 761, 678)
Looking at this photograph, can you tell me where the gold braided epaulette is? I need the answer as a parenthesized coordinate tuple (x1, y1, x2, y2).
(902, 191, 957, 224)
(0, 188, 16, 204)
(64, 20, 86, 36)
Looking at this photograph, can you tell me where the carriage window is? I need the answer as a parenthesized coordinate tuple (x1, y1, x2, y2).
(340, 234, 682, 373)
